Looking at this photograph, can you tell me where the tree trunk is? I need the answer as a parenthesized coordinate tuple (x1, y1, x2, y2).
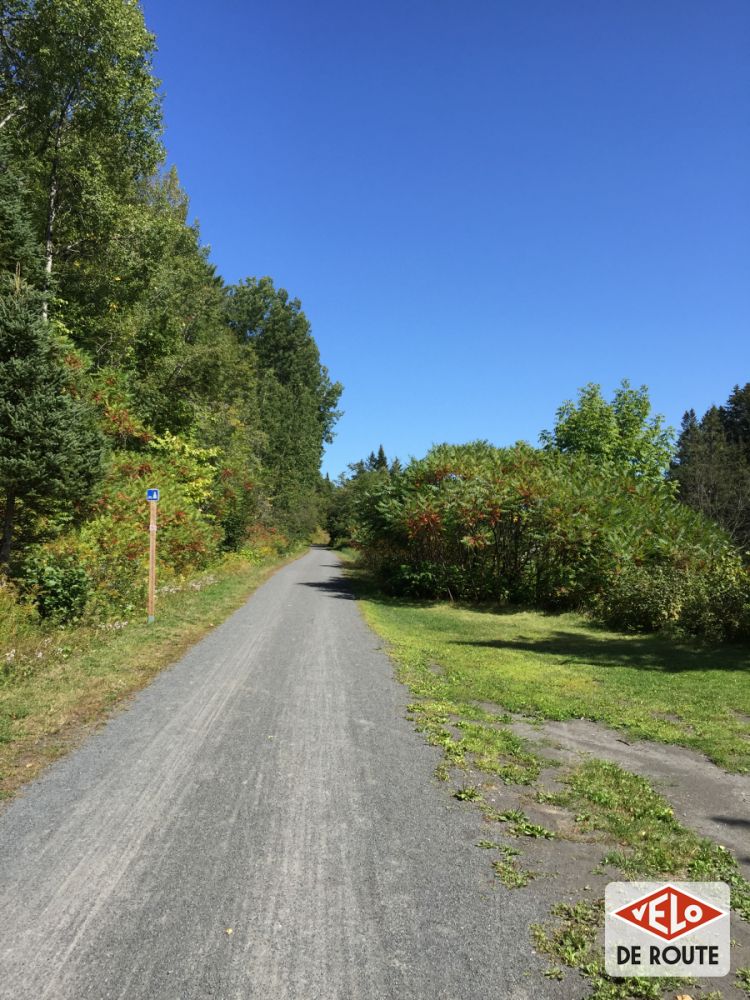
(42, 107, 65, 322)
(42, 172, 57, 322)
(0, 492, 16, 569)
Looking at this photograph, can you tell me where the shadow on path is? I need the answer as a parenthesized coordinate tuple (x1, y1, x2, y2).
(298, 577, 355, 601)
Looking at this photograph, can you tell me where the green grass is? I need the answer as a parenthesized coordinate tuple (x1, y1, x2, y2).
(0, 546, 304, 798)
(407, 700, 544, 784)
(562, 758, 750, 920)
(531, 901, 690, 999)
(355, 591, 750, 771)
(347, 564, 750, 998)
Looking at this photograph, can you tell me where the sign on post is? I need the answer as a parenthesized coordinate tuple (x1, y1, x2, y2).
(146, 488, 159, 623)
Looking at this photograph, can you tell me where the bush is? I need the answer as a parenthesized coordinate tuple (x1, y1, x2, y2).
(594, 562, 750, 642)
(20, 553, 92, 623)
(353, 442, 750, 641)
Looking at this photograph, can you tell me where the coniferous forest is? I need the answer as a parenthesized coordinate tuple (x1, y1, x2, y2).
(0, 0, 341, 623)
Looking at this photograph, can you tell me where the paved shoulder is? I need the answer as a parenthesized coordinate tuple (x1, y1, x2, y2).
(0, 548, 568, 1000)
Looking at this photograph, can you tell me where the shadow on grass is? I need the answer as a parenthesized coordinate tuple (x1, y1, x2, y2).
(450, 633, 750, 674)
(336, 556, 750, 674)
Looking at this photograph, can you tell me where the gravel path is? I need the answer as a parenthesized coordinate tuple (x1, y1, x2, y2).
(0, 548, 570, 1000)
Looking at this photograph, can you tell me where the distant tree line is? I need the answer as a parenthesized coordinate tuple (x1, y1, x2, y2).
(0, 0, 341, 619)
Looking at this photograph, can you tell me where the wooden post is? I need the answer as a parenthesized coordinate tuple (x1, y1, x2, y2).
(147, 498, 157, 623)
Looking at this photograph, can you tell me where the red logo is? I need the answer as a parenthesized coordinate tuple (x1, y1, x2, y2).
(613, 885, 725, 941)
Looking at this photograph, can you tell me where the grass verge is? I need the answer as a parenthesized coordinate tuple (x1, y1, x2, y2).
(0, 546, 305, 800)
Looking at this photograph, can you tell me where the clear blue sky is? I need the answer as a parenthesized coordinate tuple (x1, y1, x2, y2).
(142, 0, 749, 478)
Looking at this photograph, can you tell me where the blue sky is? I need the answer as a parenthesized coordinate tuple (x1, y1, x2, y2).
(142, 0, 749, 478)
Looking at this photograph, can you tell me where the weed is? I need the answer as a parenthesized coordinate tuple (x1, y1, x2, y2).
(532, 901, 690, 999)
(489, 807, 556, 839)
(454, 785, 481, 801)
(488, 843, 536, 888)
(492, 858, 535, 888)
(542, 966, 564, 980)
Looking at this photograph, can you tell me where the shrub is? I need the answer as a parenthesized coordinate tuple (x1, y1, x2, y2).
(354, 442, 750, 641)
(20, 553, 92, 623)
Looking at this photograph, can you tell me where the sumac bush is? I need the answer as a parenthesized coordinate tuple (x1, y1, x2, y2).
(354, 442, 750, 641)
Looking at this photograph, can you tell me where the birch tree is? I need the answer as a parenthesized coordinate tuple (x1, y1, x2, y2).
(0, 0, 163, 314)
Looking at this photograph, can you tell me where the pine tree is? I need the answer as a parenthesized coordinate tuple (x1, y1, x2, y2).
(671, 401, 750, 552)
(720, 383, 750, 460)
(0, 277, 104, 566)
(0, 136, 41, 282)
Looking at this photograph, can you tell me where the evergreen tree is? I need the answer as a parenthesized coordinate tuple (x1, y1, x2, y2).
(671, 394, 750, 553)
(720, 383, 750, 459)
(0, 136, 40, 281)
(0, 277, 103, 566)
(372, 445, 388, 471)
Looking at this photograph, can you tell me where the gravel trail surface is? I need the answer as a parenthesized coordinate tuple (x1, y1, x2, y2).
(0, 548, 566, 1000)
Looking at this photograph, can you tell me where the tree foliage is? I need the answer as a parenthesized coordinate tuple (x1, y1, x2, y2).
(671, 385, 750, 553)
(541, 380, 674, 482)
(350, 438, 749, 642)
(0, 3, 340, 617)
(226, 277, 342, 538)
(0, 278, 103, 565)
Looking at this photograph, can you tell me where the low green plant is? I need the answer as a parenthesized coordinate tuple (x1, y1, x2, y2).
(531, 901, 688, 999)
(20, 553, 92, 623)
(454, 784, 481, 801)
(564, 759, 750, 920)
(486, 807, 555, 839)
(492, 856, 536, 888)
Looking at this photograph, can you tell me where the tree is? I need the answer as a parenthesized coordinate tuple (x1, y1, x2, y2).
(0, 134, 40, 281)
(541, 380, 673, 481)
(1, 0, 163, 313)
(367, 445, 388, 471)
(0, 275, 103, 566)
(326, 447, 396, 547)
(720, 383, 750, 460)
(226, 277, 342, 536)
(671, 391, 750, 553)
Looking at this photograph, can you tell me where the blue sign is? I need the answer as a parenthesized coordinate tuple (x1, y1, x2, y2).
(146, 488, 160, 502)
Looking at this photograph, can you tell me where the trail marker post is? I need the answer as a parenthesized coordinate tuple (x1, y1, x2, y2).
(146, 488, 159, 623)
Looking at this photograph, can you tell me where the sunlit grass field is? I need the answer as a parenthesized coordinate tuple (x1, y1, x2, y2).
(357, 594, 750, 772)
